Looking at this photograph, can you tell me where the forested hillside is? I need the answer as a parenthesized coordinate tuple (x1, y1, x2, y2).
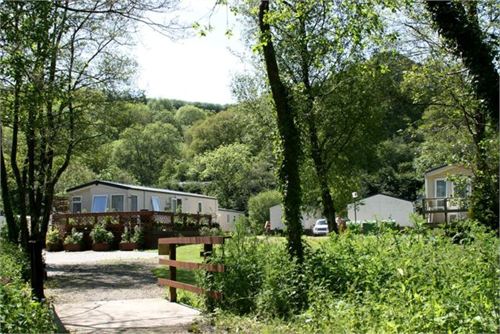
(53, 48, 469, 213)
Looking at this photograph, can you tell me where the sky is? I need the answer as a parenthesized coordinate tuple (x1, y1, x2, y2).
(134, 1, 249, 105)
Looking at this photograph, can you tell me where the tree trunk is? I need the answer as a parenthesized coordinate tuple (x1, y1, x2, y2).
(28, 238, 45, 300)
(0, 133, 18, 243)
(307, 117, 338, 234)
(426, 1, 499, 228)
(259, 0, 303, 262)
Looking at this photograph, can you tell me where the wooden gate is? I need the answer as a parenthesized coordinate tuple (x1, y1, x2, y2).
(157, 236, 227, 303)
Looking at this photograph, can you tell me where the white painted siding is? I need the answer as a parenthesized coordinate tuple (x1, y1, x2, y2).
(217, 209, 244, 232)
(66, 183, 217, 216)
(269, 204, 321, 230)
(347, 194, 414, 227)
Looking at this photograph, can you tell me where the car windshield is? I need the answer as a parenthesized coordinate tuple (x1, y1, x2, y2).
(317, 220, 327, 226)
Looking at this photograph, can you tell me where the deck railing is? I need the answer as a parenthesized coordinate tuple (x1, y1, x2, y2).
(51, 211, 214, 249)
(418, 197, 469, 224)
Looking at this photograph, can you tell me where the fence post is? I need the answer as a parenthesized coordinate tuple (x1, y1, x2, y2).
(169, 243, 177, 302)
(203, 243, 215, 311)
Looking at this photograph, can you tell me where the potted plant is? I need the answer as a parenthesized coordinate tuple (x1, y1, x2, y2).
(63, 228, 83, 251)
(90, 223, 113, 251)
(130, 224, 144, 249)
(119, 225, 136, 251)
(46, 227, 63, 251)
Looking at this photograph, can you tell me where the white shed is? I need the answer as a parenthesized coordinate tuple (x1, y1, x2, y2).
(269, 204, 321, 231)
(347, 193, 414, 227)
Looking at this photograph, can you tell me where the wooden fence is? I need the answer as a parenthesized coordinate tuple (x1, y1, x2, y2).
(157, 236, 228, 305)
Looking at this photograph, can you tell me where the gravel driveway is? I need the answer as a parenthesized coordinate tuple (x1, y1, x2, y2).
(45, 251, 166, 304)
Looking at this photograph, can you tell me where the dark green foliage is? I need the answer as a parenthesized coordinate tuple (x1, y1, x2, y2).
(425, 1, 499, 128)
(247, 190, 281, 233)
(206, 233, 265, 314)
(0, 242, 56, 333)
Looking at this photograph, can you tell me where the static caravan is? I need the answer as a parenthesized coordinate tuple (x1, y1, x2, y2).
(269, 204, 321, 231)
(347, 193, 414, 227)
(66, 180, 218, 216)
(217, 208, 245, 231)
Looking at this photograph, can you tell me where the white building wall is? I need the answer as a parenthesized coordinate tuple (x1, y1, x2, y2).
(67, 184, 217, 215)
(347, 194, 414, 227)
(217, 209, 244, 232)
(269, 205, 321, 230)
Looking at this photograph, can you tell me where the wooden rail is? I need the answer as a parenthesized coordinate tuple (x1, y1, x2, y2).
(157, 236, 228, 304)
(419, 198, 468, 223)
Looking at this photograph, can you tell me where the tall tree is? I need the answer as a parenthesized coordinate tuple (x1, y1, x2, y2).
(252, 0, 390, 233)
(258, 0, 304, 264)
(0, 0, 180, 299)
(425, 0, 499, 229)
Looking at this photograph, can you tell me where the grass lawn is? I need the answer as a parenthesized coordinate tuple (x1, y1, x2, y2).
(152, 244, 207, 285)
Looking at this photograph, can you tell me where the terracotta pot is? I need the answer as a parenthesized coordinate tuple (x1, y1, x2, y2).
(92, 243, 110, 251)
(64, 243, 82, 252)
(46, 242, 62, 252)
(119, 242, 137, 251)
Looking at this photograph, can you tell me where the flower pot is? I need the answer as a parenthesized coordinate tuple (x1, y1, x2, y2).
(119, 242, 137, 251)
(64, 243, 82, 252)
(92, 243, 110, 251)
(46, 242, 62, 252)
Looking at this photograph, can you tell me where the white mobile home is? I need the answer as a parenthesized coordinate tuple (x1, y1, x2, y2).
(269, 204, 321, 231)
(66, 180, 218, 216)
(217, 208, 245, 232)
(347, 193, 414, 227)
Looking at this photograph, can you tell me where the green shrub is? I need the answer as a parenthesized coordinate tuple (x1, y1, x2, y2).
(203, 232, 265, 314)
(121, 225, 132, 243)
(130, 224, 144, 246)
(90, 224, 113, 244)
(64, 228, 83, 245)
(247, 190, 281, 234)
(208, 220, 499, 333)
(46, 227, 62, 245)
(199, 226, 223, 236)
(0, 242, 56, 333)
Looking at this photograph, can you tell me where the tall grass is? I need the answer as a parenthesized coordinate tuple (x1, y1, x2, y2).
(201, 219, 499, 333)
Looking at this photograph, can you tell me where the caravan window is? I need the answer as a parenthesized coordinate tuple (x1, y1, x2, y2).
(92, 195, 108, 213)
(111, 195, 124, 212)
(435, 179, 447, 198)
(72, 197, 82, 213)
(151, 196, 160, 211)
(130, 195, 138, 211)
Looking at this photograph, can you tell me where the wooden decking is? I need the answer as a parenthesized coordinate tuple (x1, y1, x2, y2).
(419, 197, 469, 223)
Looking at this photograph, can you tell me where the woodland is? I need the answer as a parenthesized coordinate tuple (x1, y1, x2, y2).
(0, 1, 498, 329)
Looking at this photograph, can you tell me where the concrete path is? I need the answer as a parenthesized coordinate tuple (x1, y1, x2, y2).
(55, 298, 200, 333)
(46, 251, 201, 333)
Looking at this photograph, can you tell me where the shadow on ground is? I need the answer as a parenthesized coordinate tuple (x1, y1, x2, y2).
(47, 262, 158, 290)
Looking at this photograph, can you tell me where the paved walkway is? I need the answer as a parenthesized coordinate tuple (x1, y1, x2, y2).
(46, 250, 201, 333)
(54, 298, 200, 333)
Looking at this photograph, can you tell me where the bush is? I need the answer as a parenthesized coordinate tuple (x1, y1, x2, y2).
(90, 224, 113, 244)
(0, 242, 56, 333)
(130, 224, 144, 246)
(46, 227, 62, 245)
(247, 190, 281, 234)
(199, 226, 223, 236)
(207, 220, 499, 333)
(203, 232, 265, 314)
(64, 228, 83, 245)
(121, 225, 132, 243)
